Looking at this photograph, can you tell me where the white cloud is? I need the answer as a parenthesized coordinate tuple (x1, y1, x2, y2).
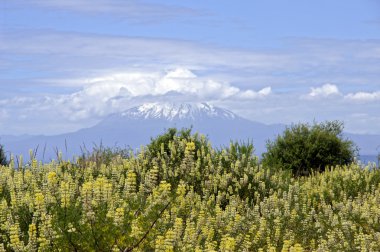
(306, 84, 341, 99)
(0, 68, 272, 127)
(78, 68, 268, 103)
(344, 91, 380, 102)
(237, 87, 272, 99)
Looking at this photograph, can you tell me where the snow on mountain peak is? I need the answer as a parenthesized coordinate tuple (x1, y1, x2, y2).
(121, 102, 237, 121)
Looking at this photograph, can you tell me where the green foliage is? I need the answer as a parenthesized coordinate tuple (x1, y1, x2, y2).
(77, 144, 131, 168)
(262, 121, 358, 176)
(147, 128, 206, 156)
(0, 144, 8, 166)
(146, 127, 211, 170)
(1, 129, 379, 251)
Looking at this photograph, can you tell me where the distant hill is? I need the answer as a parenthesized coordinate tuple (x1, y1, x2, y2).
(1, 102, 379, 163)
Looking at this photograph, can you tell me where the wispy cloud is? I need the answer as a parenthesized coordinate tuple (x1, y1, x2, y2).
(10, 0, 201, 23)
(3, 31, 380, 98)
(0, 31, 291, 73)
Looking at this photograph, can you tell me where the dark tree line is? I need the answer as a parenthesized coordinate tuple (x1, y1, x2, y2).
(0, 144, 7, 166)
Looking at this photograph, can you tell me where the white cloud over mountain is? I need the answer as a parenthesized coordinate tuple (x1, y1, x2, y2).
(0, 68, 274, 133)
(0, 74, 379, 135)
(78, 68, 271, 103)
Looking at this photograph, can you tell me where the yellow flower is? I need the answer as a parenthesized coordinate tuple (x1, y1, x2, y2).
(60, 181, 71, 208)
(114, 207, 125, 226)
(185, 142, 196, 154)
(220, 236, 236, 252)
(126, 172, 137, 194)
(34, 192, 45, 215)
(47, 171, 57, 185)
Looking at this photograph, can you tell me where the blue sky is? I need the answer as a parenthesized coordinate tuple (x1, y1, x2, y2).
(1, 0, 380, 135)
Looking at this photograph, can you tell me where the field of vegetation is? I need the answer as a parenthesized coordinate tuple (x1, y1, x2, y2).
(0, 125, 379, 251)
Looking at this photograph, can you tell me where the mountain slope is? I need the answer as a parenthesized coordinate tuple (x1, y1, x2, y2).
(77, 102, 285, 155)
(2, 103, 284, 161)
(1, 102, 379, 163)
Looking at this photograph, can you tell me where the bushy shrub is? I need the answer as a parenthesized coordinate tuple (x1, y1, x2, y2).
(147, 127, 206, 157)
(146, 127, 210, 167)
(262, 121, 358, 176)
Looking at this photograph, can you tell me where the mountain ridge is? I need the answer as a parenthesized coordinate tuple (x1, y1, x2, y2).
(1, 102, 379, 163)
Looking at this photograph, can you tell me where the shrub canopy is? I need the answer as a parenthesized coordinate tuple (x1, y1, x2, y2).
(262, 121, 358, 175)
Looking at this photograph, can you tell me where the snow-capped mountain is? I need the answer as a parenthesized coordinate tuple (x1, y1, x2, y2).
(2, 102, 379, 163)
(2, 102, 285, 161)
(120, 102, 236, 121)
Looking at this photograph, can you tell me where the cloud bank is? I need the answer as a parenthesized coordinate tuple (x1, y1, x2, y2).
(81, 68, 271, 101)
(1, 70, 379, 136)
(64, 68, 272, 119)
(0, 68, 275, 134)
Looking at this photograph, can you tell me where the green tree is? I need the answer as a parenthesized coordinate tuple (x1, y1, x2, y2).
(0, 144, 8, 166)
(262, 121, 357, 176)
